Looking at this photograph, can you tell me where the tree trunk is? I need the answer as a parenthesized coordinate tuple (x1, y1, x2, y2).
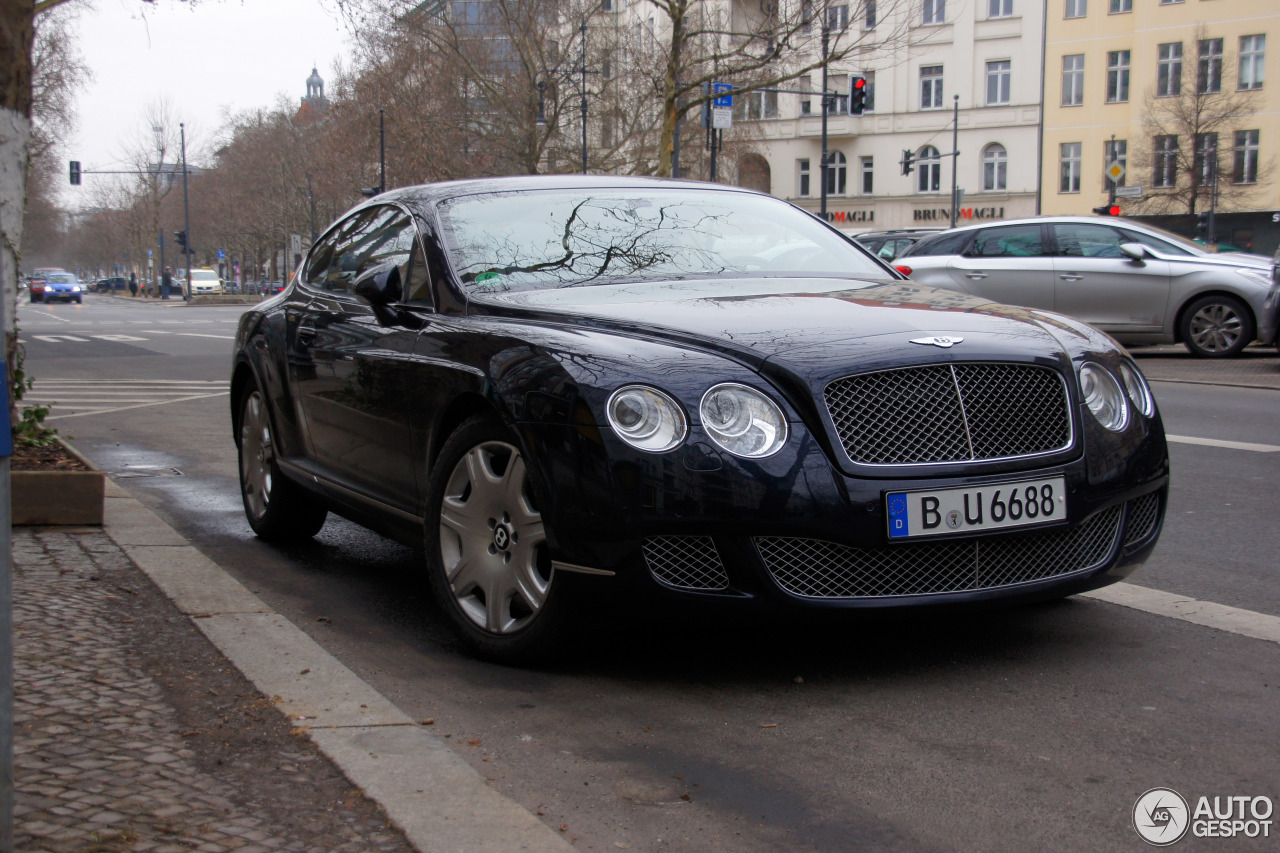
(656, 4, 686, 178)
(1, 0, 36, 431)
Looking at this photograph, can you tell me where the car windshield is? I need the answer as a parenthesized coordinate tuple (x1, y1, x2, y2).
(437, 188, 889, 292)
(191, 270, 218, 280)
(47, 274, 76, 283)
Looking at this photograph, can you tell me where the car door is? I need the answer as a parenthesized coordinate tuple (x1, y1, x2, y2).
(289, 205, 424, 512)
(1051, 222, 1171, 332)
(947, 223, 1056, 310)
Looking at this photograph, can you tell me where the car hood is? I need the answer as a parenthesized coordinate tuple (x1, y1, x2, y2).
(1171, 252, 1272, 271)
(475, 277, 1089, 366)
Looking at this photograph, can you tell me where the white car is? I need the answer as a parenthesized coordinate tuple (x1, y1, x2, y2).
(185, 269, 223, 296)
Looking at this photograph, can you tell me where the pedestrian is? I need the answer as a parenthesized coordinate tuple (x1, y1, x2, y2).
(128, 272, 138, 298)
(161, 266, 172, 300)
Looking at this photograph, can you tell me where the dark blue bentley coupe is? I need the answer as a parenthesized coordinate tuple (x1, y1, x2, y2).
(231, 177, 1168, 662)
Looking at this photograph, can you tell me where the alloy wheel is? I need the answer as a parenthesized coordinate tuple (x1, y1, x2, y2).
(1188, 302, 1244, 354)
(438, 441, 550, 635)
(239, 390, 274, 520)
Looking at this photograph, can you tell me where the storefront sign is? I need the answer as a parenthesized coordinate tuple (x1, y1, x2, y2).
(824, 209, 875, 224)
(913, 207, 1006, 222)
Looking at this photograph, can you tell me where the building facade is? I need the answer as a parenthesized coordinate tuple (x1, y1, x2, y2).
(1041, 0, 1279, 252)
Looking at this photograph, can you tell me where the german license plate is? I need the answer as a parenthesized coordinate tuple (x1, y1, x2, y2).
(886, 476, 1066, 539)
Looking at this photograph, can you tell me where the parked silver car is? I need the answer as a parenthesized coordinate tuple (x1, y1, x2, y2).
(895, 216, 1275, 357)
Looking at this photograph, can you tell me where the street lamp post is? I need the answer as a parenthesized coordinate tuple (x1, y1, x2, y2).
(819, 20, 830, 218)
(179, 123, 192, 301)
(535, 10, 600, 175)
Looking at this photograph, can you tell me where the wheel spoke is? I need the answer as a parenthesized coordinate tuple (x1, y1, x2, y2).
(485, 580, 512, 633)
(441, 497, 486, 538)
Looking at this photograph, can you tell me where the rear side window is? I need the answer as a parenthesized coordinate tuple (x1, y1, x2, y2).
(968, 225, 1046, 258)
(903, 230, 970, 257)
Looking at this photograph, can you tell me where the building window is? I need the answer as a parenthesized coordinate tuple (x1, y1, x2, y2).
(861, 156, 874, 194)
(825, 77, 849, 114)
(1064, 0, 1085, 17)
(1153, 135, 1178, 187)
(798, 159, 811, 196)
(1157, 43, 1182, 97)
(800, 0, 815, 33)
(1109, 0, 1130, 13)
(826, 151, 848, 195)
(920, 65, 944, 109)
(863, 0, 877, 30)
(863, 71, 876, 111)
(1194, 132, 1219, 183)
(1106, 50, 1130, 103)
(986, 60, 1011, 105)
(827, 3, 849, 30)
(800, 76, 812, 115)
(739, 90, 780, 119)
(1060, 142, 1082, 193)
(1234, 130, 1259, 183)
(922, 0, 945, 25)
(1062, 54, 1084, 105)
(988, 0, 1012, 17)
(1158, 0, 1182, 4)
(1104, 138, 1127, 188)
(918, 146, 941, 192)
(1198, 38, 1223, 94)
(1239, 35, 1265, 91)
(982, 144, 1007, 191)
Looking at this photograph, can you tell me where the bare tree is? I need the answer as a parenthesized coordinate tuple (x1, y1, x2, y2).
(1127, 26, 1272, 224)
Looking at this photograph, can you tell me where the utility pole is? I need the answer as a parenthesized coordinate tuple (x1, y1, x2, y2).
(580, 15, 589, 175)
(1, 201, 15, 853)
(180, 123, 193, 301)
(378, 108, 386, 195)
(819, 19, 831, 218)
(950, 95, 960, 228)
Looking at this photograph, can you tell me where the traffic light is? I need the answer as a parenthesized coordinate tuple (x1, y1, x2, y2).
(1195, 211, 1209, 238)
(1091, 204, 1121, 216)
(900, 149, 915, 176)
(849, 75, 867, 115)
(69, 161, 81, 185)
(173, 230, 188, 252)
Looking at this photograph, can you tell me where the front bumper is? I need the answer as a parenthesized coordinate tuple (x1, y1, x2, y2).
(520, 419, 1169, 611)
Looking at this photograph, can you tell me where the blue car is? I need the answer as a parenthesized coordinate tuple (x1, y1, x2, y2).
(33, 272, 84, 304)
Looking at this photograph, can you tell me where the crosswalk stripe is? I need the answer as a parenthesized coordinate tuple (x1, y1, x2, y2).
(22, 378, 231, 421)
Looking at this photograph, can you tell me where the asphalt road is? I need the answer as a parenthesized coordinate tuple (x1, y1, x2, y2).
(19, 294, 1280, 851)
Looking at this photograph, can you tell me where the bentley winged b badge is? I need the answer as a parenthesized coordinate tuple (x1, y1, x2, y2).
(910, 336, 965, 348)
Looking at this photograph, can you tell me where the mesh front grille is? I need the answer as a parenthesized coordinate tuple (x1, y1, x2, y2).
(824, 363, 1071, 465)
(756, 506, 1122, 599)
(642, 536, 729, 591)
(1123, 493, 1160, 547)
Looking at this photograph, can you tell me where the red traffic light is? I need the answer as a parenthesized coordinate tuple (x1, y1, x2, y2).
(1108, 205, 1120, 216)
(853, 78, 866, 90)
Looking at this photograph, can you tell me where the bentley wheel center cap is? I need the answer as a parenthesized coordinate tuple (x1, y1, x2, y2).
(492, 524, 512, 551)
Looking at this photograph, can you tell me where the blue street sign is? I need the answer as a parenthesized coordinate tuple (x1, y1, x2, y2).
(713, 83, 733, 108)
(217, 249, 225, 260)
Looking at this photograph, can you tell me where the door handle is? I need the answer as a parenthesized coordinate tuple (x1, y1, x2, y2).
(1059, 274, 1084, 281)
(965, 272, 988, 280)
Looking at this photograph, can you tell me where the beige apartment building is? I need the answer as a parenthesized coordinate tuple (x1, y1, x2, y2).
(1042, 0, 1280, 253)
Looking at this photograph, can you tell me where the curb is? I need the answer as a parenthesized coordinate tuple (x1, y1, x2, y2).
(101, 477, 573, 853)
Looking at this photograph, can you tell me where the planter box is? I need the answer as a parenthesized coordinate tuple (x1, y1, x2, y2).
(11, 440, 105, 526)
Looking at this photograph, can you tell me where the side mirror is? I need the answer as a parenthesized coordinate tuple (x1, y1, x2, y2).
(1119, 242, 1148, 261)
(353, 261, 403, 306)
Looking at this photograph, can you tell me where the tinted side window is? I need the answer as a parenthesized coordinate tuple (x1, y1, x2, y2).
(968, 225, 1045, 258)
(1054, 223, 1125, 258)
(1118, 227, 1194, 256)
(904, 230, 970, 257)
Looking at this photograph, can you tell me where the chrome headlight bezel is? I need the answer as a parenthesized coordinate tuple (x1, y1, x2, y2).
(698, 383, 789, 459)
(606, 385, 688, 453)
(1117, 362, 1154, 419)
(1079, 363, 1130, 432)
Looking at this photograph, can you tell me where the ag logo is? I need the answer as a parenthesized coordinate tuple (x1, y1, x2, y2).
(1134, 788, 1190, 846)
(910, 336, 964, 348)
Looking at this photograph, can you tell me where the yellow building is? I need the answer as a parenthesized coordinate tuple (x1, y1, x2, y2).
(1041, 0, 1280, 253)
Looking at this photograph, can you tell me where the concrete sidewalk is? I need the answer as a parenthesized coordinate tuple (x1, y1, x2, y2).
(1130, 343, 1280, 390)
(12, 480, 573, 853)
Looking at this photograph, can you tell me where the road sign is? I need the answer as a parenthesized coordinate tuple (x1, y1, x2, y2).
(1105, 160, 1126, 183)
(217, 249, 226, 261)
(712, 82, 733, 129)
(290, 234, 302, 257)
(1115, 185, 1143, 198)
(147, 249, 153, 259)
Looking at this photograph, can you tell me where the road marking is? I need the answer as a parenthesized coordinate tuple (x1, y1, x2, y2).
(1083, 583, 1280, 645)
(31, 334, 89, 342)
(25, 379, 230, 420)
(28, 310, 70, 322)
(92, 334, 148, 342)
(1166, 435, 1280, 453)
(45, 392, 229, 420)
(175, 333, 236, 340)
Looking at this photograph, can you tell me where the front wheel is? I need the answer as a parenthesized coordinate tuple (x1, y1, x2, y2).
(237, 383, 327, 540)
(423, 415, 569, 663)
(1181, 295, 1254, 358)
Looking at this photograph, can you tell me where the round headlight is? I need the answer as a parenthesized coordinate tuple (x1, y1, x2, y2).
(1079, 364, 1129, 432)
(1118, 362, 1154, 418)
(699, 383, 788, 458)
(606, 386, 687, 453)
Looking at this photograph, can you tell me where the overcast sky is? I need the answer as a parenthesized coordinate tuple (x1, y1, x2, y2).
(65, 0, 353, 203)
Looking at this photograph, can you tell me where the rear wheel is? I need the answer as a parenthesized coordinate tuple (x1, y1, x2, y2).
(423, 415, 570, 663)
(1181, 295, 1254, 358)
(237, 383, 327, 540)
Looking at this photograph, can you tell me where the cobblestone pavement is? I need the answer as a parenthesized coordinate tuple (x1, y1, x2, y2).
(12, 527, 416, 853)
(1129, 343, 1280, 390)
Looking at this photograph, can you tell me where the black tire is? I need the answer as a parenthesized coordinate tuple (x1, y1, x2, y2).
(29, 294, 39, 303)
(423, 414, 571, 663)
(236, 381, 328, 541)
(74, 296, 83, 304)
(1181, 294, 1254, 358)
